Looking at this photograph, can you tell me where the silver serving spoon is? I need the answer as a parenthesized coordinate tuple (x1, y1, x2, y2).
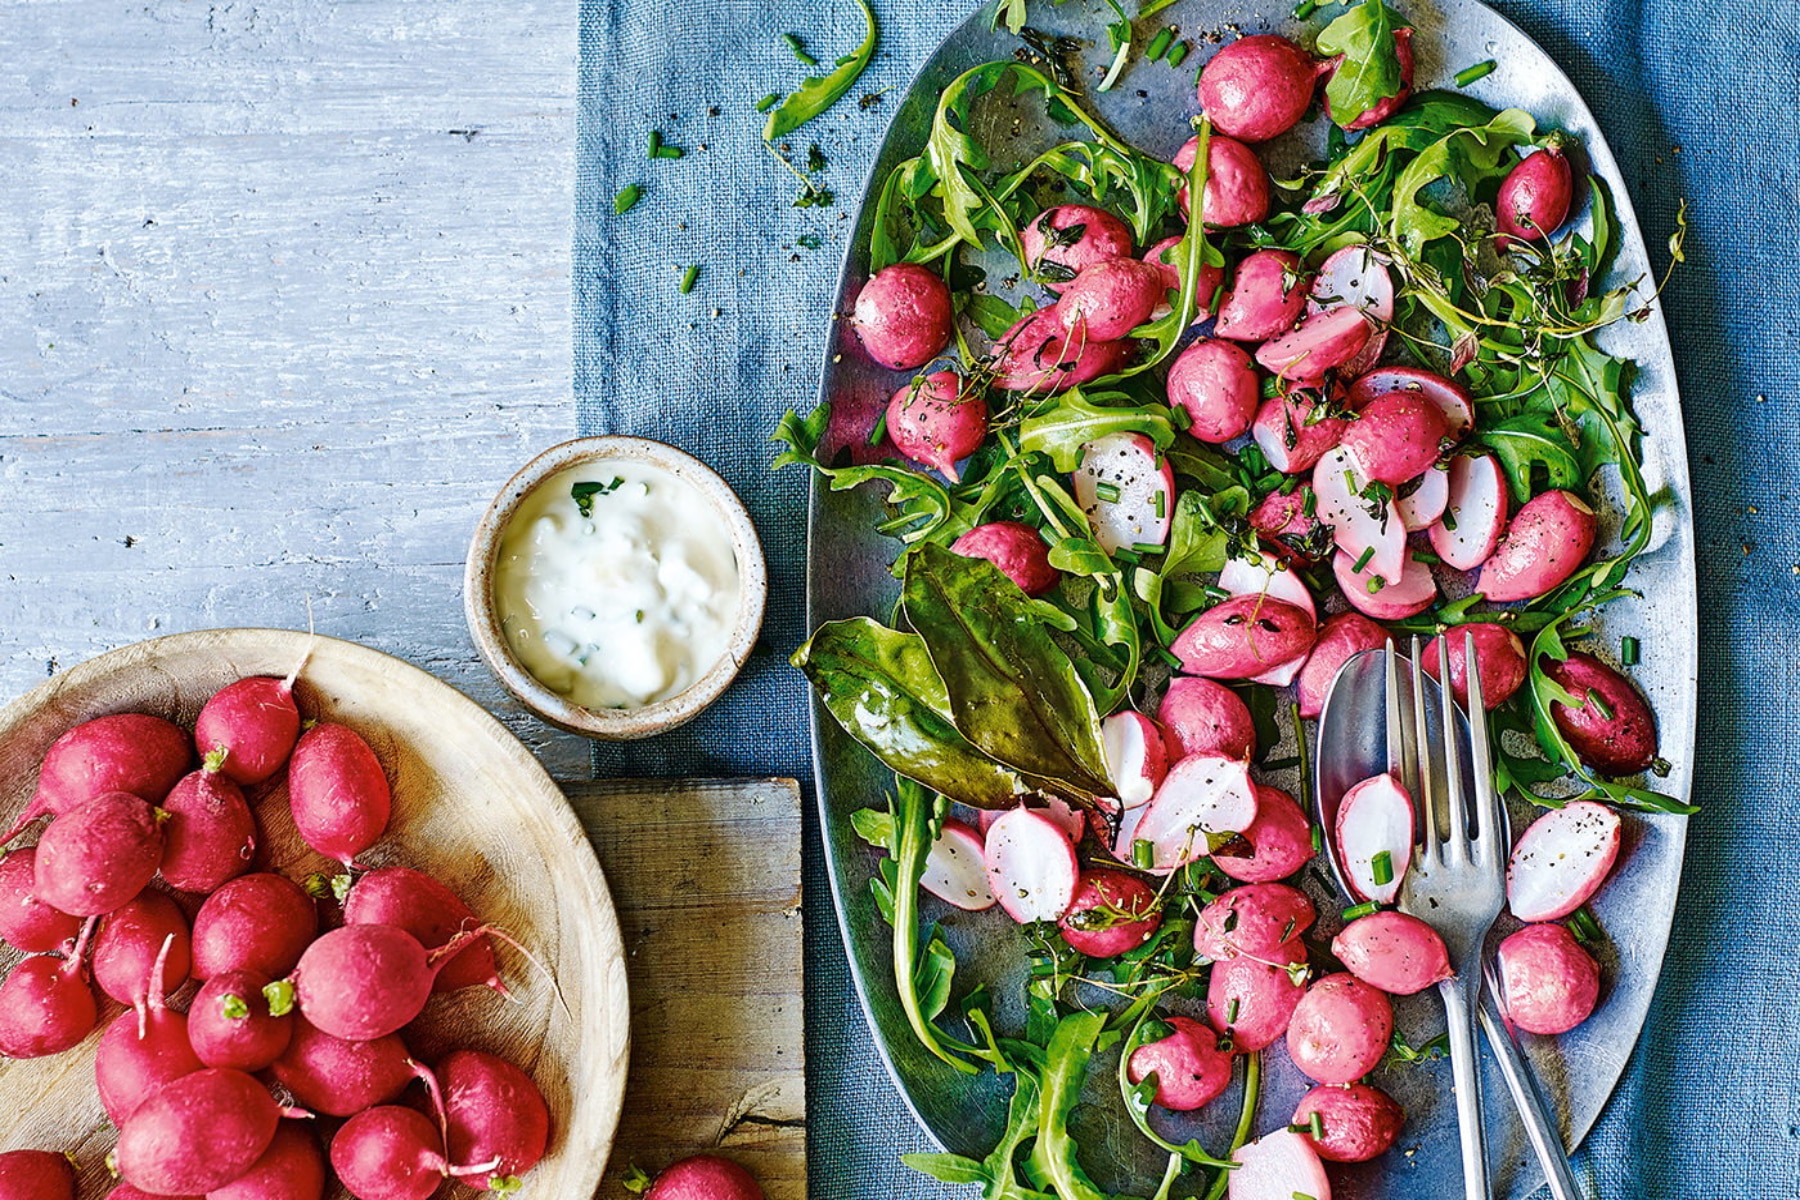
(1315, 646, 1583, 1200)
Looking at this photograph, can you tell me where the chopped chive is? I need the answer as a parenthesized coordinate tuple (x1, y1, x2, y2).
(1310, 1112, 1325, 1140)
(1570, 906, 1604, 944)
(1280, 917, 1296, 942)
(1152, 491, 1166, 519)
(1352, 545, 1375, 574)
(1341, 900, 1379, 920)
(1112, 546, 1142, 566)
(678, 264, 701, 294)
(647, 130, 663, 158)
(1371, 850, 1393, 887)
(1146, 27, 1174, 61)
(1301, 486, 1318, 518)
(654, 144, 685, 160)
(1310, 823, 1323, 853)
(1169, 403, 1192, 431)
(1585, 689, 1615, 721)
(1209, 282, 1226, 313)
(1367, 576, 1386, 594)
(1412, 549, 1441, 565)
(755, 93, 781, 113)
(1225, 998, 1240, 1024)
(1131, 542, 1164, 555)
(1152, 645, 1183, 669)
(1455, 59, 1498, 87)
(1095, 481, 1123, 503)
(1293, 0, 1320, 17)
(612, 184, 642, 214)
(868, 410, 889, 446)
(1132, 838, 1154, 870)
(1622, 635, 1641, 666)
(1166, 40, 1190, 68)
(783, 33, 818, 65)
(1441, 508, 1458, 532)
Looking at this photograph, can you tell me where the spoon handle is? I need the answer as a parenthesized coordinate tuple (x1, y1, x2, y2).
(1479, 974, 1584, 1200)
(1440, 971, 1491, 1200)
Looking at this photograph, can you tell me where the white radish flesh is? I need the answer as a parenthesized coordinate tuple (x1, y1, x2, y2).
(1307, 245, 1393, 322)
(1429, 454, 1508, 570)
(1252, 394, 1347, 475)
(1334, 549, 1438, 621)
(920, 821, 995, 912)
(1312, 447, 1405, 585)
(1133, 755, 1259, 871)
(1396, 466, 1450, 531)
(1336, 773, 1414, 904)
(1102, 711, 1169, 809)
(1506, 800, 1622, 922)
(1218, 550, 1317, 687)
(1073, 433, 1175, 553)
(982, 809, 1078, 924)
(1228, 1128, 1333, 1200)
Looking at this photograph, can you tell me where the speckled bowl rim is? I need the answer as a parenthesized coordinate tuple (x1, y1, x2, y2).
(465, 436, 768, 741)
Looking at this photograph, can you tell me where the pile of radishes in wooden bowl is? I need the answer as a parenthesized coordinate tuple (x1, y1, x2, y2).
(0, 630, 628, 1200)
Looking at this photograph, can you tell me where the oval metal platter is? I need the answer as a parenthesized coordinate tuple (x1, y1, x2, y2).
(805, 2, 1696, 1196)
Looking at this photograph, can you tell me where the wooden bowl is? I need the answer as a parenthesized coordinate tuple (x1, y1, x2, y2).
(464, 436, 768, 740)
(0, 629, 630, 1199)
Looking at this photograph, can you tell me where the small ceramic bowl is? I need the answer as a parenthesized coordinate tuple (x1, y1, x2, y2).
(465, 436, 767, 740)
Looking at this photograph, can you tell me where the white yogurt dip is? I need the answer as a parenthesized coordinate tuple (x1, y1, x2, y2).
(492, 460, 741, 710)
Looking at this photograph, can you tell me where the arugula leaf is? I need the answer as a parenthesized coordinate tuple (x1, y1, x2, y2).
(901, 1153, 989, 1185)
(1018, 388, 1176, 471)
(886, 780, 983, 1072)
(1390, 108, 1535, 252)
(763, 0, 878, 141)
(1476, 413, 1584, 501)
(1027, 1012, 1111, 1200)
(1316, 0, 1405, 130)
(772, 401, 958, 542)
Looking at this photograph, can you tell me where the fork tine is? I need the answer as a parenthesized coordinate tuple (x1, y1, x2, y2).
(1463, 629, 1503, 853)
(1408, 636, 1438, 859)
(1436, 633, 1471, 862)
(1383, 640, 1416, 796)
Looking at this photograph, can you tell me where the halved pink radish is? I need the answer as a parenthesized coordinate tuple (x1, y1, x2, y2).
(1308, 246, 1394, 379)
(976, 797, 1082, 842)
(1312, 447, 1405, 585)
(921, 820, 994, 912)
(1228, 1129, 1333, 1200)
(1348, 366, 1475, 437)
(1219, 550, 1317, 623)
(1429, 454, 1508, 570)
(1059, 869, 1162, 958)
(1133, 755, 1259, 871)
(1396, 466, 1450, 531)
(1506, 800, 1621, 922)
(1112, 799, 1151, 862)
(1336, 773, 1414, 904)
(1158, 677, 1257, 762)
(982, 809, 1078, 923)
(1102, 712, 1169, 809)
(1334, 549, 1438, 621)
(1255, 307, 1373, 385)
(1252, 393, 1347, 475)
(1339, 390, 1450, 485)
(1172, 595, 1317, 682)
(1073, 432, 1175, 553)
(1476, 489, 1599, 603)
(1297, 611, 1390, 720)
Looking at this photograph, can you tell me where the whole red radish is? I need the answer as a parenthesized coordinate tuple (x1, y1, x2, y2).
(885, 370, 987, 482)
(1498, 143, 1575, 248)
(1058, 869, 1161, 958)
(1174, 134, 1269, 228)
(434, 1049, 552, 1192)
(0, 915, 97, 1057)
(645, 1156, 767, 1200)
(1542, 652, 1658, 775)
(194, 675, 303, 787)
(287, 723, 391, 869)
(93, 889, 191, 1017)
(0, 1149, 76, 1200)
(159, 767, 256, 893)
(95, 934, 203, 1123)
(288, 924, 439, 1041)
(0, 846, 82, 952)
(115, 1068, 283, 1195)
(1020, 204, 1134, 281)
(331, 1106, 457, 1200)
(1293, 1081, 1405, 1162)
(191, 872, 318, 981)
(209, 1121, 326, 1200)
(1497, 922, 1601, 1034)
(189, 969, 294, 1071)
(3, 712, 190, 845)
(341, 865, 504, 994)
(1198, 34, 1317, 142)
(1127, 1014, 1233, 1111)
(948, 522, 1060, 598)
(1324, 26, 1415, 130)
(849, 263, 954, 370)
(32, 791, 164, 916)
(269, 1015, 420, 1116)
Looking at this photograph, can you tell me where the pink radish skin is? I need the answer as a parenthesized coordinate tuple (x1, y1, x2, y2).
(108, 1187, 199, 1200)
(331, 1106, 457, 1200)
(1337, 773, 1415, 904)
(1326, 25, 1414, 130)
(1253, 393, 1347, 475)
(1293, 1082, 1405, 1163)
(1214, 786, 1315, 883)
(0, 916, 97, 1057)
(342, 865, 503, 994)
(1497, 923, 1600, 1034)
(1193, 883, 1316, 963)
(645, 1156, 768, 1200)
(1288, 972, 1394, 1084)
(1297, 612, 1391, 720)
(1421, 622, 1529, 710)
(1127, 1014, 1233, 1111)
(1021, 204, 1134, 281)
(1332, 911, 1454, 996)
(1102, 711, 1169, 809)
(849, 263, 953, 371)
(1073, 432, 1175, 553)
(210, 1121, 326, 1200)
(1197, 34, 1318, 142)
(1172, 595, 1316, 682)
(290, 924, 443, 1041)
(0, 1150, 76, 1200)
(96, 934, 202, 1123)
(195, 676, 303, 787)
(192, 873, 319, 981)
(1543, 653, 1658, 775)
(1207, 944, 1307, 1051)
(1429, 454, 1509, 570)
(32, 791, 165, 917)
(1174, 135, 1270, 228)
(1249, 488, 1326, 564)
(159, 767, 256, 893)
(3, 713, 191, 845)
(269, 1016, 418, 1117)
(886, 371, 986, 482)
(1166, 339, 1261, 444)
(991, 306, 1131, 394)
(432, 1049, 553, 1191)
(919, 820, 994, 912)
(1159, 677, 1256, 762)
(1059, 257, 1167, 341)
(93, 889, 191, 1015)
(1396, 466, 1449, 531)
(1228, 1128, 1333, 1200)
(288, 723, 391, 869)
(1477, 489, 1598, 601)
(1335, 549, 1438, 620)
(189, 969, 294, 1071)
(1058, 869, 1161, 958)
(1340, 390, 1452, 485)
(0, 847, 82, 952)
(982, 808, 1079, 924)
(1507, 800, 1622, 922)
(949, 522, 1060, 597)
(1214, 249, 1308, 342)
(1134, 754, 1259, 871)
(115, 1068, 283, 1196)
(1497, 146, 1574, 247)
(1256, 307, 1374, 384)
(1349, 366, 1474, 437)
(1143, 237, 1223, 320)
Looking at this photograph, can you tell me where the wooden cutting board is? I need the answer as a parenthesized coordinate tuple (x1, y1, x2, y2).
(564, 777, 806, 1200)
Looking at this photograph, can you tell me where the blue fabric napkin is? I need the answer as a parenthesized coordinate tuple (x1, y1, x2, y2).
(575, 0, 1800, 1194)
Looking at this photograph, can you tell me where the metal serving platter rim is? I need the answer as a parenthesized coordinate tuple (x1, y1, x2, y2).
(803, 1, 1696, 1195)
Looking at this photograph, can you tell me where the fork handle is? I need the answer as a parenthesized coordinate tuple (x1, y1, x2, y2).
(1439, 973, 1491, 1200)
(1479, 981, 1584, 1200)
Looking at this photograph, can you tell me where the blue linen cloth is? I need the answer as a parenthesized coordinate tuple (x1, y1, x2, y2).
(576, 0, 1800, 1194)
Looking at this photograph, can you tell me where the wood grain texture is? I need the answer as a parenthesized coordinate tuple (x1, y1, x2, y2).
(568, 778, 806, 1200)
(0, 629, 629, 1198)
(0, 0, 589, 778)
